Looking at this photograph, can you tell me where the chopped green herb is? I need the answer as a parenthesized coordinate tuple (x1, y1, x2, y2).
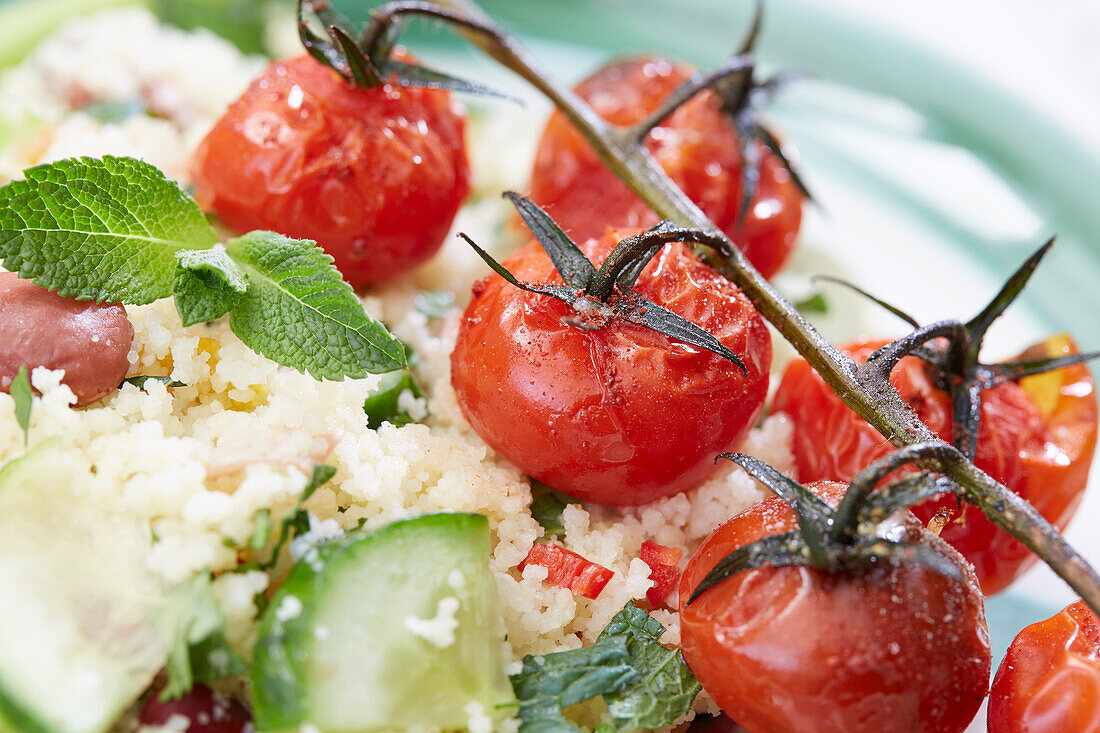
(249, 508, 273, 551)
(413, 289, 455, 318)
(123, 375, 187, 390)
(0, 156, 217, 305)
(79, 97, 146, 125)
(794, 292, 828, 315)
(153, 572, 249, 700)
(240, 463, 337, 571)
(10, 364, 32, 446)
(364, 371, 424, 429)
(530, 488, 579, 537)
(510, 602, 698, 732)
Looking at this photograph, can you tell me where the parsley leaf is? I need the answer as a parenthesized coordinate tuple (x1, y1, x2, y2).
(509, 602, 699, 732)
(794, 292, 828, 315)
(250, 508, 273, 551)
(598, 602, 700, 730)
(242, 463, 336, 571)
(123, 375, 187, 390)
(364, 371, 424, 429)
(0, 156, 217, 304)
(173, 246, 248, 326)
(10, 365, 32, 446)
(153, 571, 249, 700)
(223, 231, 407, 379)
(413, 289, 455, 318)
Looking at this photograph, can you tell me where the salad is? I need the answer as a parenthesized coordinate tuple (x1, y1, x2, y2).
(0, 1, 1097, 733)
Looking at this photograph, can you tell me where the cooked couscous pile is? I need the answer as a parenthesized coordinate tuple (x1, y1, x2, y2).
(0, 9, 798, 730)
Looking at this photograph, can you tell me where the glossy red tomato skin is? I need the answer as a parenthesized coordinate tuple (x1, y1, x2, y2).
(771, 336, 1098, 595)
(679, 481, 990, 733)
(989, 600, 1100, 732)
(451, 230, 770, 506)
(192, 53, 469, 288)
(139, 684, 251, 733)
(529, 56, 803, 280)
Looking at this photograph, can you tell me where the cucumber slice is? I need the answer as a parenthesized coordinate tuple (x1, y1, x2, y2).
(252, 513, 515, 732)
(0, 442, 165, 733)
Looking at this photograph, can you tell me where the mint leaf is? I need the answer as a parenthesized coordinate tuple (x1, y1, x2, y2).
(174, 246, 248, 326)
(364, 371, 424, 429)
(509, 603, 698, 732)
(153, 571, 247, 700)
(598, 602, 700, 730)
(0, 156, 217, 304)
(10, 365, 32, 446)
(510, 637, 635, 733)
(223, 231, 406, 379)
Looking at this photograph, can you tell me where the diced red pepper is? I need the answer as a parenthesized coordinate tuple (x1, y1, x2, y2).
(519, 542, 615, 599)
(640, 539, 683, 607)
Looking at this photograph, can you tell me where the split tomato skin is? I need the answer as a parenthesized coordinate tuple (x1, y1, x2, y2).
(988, 599, 1100, 733)
(529, 56, 803, 279)
(771, 335, 1098, 595)
(679, 481, 990, 733)
(451, 230, 770, 506)
(192, 53, 469, 288)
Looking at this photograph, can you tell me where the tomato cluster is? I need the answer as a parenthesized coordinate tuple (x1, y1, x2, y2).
(530, 56, 804, 279)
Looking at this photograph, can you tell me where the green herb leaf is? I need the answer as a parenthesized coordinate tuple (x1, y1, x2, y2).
(222, 231, 406, 379)
(250, 508, 273, 551)
(510, 636, 635, 733)
(530, 489, 578, 538)
(153, 571, 248, 700)
(244, 463, 336, 571)
(0, 156, 217, 304)
(79, 97, 146, 124)
(510, 603, 699, 732)
(414, 290, 455, 318)
(123, 375, 188, 390)
(10, 364, 32, 446)
(794, 292, 827, 315)
(364, 371, 424, 429)
(598, 602, 700, 730)
(173, 246, 249, 326)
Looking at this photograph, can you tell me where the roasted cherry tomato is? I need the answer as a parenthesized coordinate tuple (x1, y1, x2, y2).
(451, 229, 770, 506)
(771, 335, 1097, 595)
(140, 684, 252, 733)
(529, 56, 803, 279)
(679, 481, 990, 733)
(989, 599, 1100, 732)
(192, 53, 469, 288)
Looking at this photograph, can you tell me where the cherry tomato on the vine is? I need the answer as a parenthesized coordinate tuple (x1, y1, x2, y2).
(192, 53, 469, 288)
(679, 481, 990, 733)
(529, 56, 803, 279)
(989, 599, 1100, 732)
(451, 229, 771, 506)
(771, 335, 1098, 594)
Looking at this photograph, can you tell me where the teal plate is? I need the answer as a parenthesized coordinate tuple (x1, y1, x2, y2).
(5, 0, 1099, 729)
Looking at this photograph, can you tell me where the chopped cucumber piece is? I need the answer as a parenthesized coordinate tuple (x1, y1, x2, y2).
(252, 513, 515, 732)
(0, 442, 166, 733)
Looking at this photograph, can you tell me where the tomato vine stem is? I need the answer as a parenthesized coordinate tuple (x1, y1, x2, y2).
(367, 0, 1100, 612)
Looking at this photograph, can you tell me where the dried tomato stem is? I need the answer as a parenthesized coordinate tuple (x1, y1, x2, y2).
(383, 0, 1100, 613)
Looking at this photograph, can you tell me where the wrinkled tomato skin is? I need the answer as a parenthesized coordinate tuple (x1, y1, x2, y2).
(679, 481, 990, 733)
(451, 231, 770, 505)
(771, 336, 1098, 595)
(192, 53, 469, 288)
(989, 600, 1100, 732)
(139, 684, 251, 733)
(529, 57, 802, 280)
